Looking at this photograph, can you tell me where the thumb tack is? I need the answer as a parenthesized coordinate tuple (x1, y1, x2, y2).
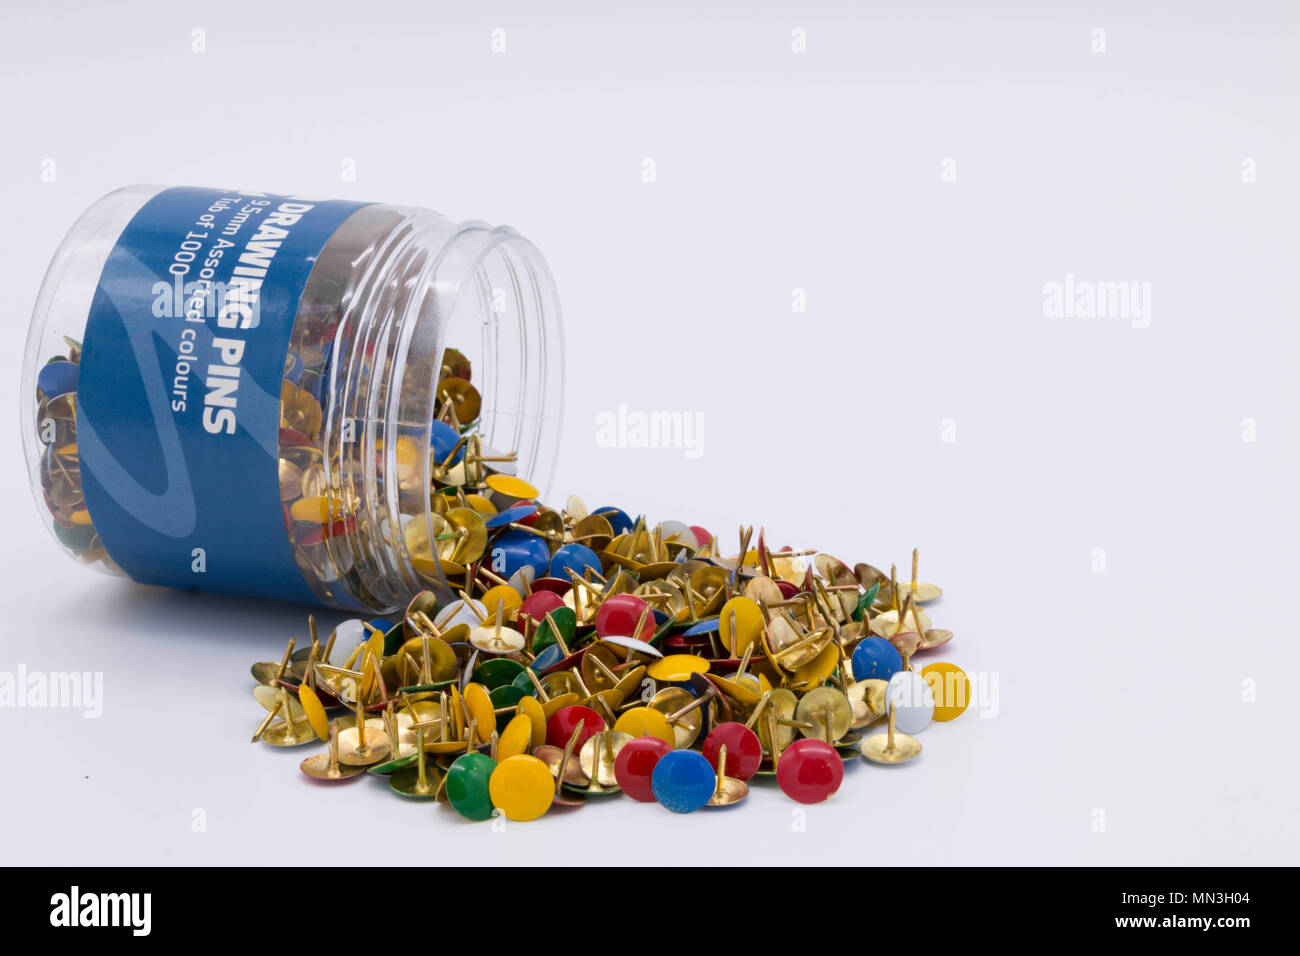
(614, 736, 674, 802)
(300, 720, 366, 783)
(389, 727, 442, 799)
(489, 754, 556, 821)
(580, 730, 632, 788)
(861, 703, 923, 764)
(702, 722, 762, 782)
(776, 738, 844, 804)
(651, 749, 716, 814)
(544, 722, 591, 808)
(851, 635, 903, 682)
(230, 398, 966, 821)
(445, 751, 498, 821)
(260, 687, 315, 748)
(704, 745, 749, 808)
(885, 670, 935, 735)
(921, 662, 970, 722)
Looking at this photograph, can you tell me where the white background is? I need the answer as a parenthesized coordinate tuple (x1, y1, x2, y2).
(1, 0, 1296, 865)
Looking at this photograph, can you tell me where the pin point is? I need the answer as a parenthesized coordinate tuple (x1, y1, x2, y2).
(518, 589, 565, 631)
(895, 548, 942, 604)
(252, 683, 305, 721)
(486, 504, 537, 531)
(251, 637, 296, 686)
(439, 507, 488, 565)
(651, 749, 716, 813)
(536, 722, 590, 807)
(479, 585, 523, 623)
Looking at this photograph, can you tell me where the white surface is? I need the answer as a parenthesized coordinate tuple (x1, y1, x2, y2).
(1, 0, 1296, 865)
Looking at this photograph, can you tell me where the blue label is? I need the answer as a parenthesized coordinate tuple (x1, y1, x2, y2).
(77, 187, 368, 603)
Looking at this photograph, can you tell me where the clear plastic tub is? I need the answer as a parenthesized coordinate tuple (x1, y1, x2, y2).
(22, 185, 564, 613)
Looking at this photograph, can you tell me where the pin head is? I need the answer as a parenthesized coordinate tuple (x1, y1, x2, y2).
(445, 752, 498, 821)
(614, 736, 674, 802)
(776, 739, 844, 804)
(612, 706, 675, 745)
(485, 474, 539, 501)
(518, 590, 565, 630)
(594, 593, 653, 641)
(651, 749, 716, 814)
(549, 543, 602, 580)
(297, 684, 330, 741)
(489, 755, 555, 821)
(647, 654, 710, 683)
(795, 687, 853, 743)
(702, 722, 762, 781)
(851, 636, 903, 681)
(497, 713, 534, 759)
(487, 529, 551, 579)
(920, 662, 969, 721)
(718, 596, 763, 655)
(546, 705, 606, 750)
(430, 420, 466, 465)
(886, 671, 935, 734)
